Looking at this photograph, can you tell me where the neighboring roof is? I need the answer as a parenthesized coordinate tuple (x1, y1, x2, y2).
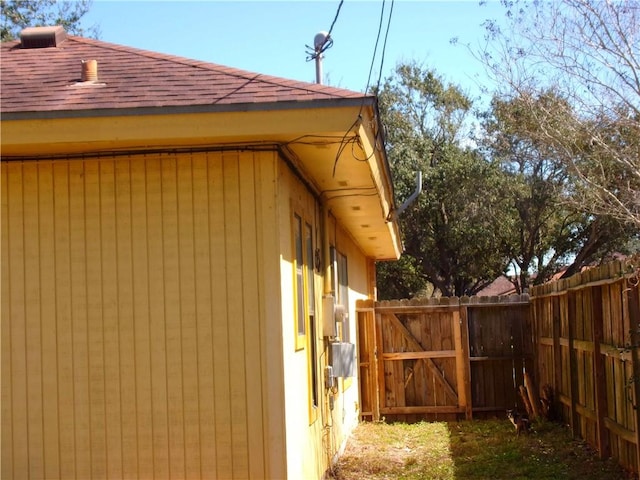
(477, 275, 518, 297)
(478, 263, 596, 297)
(1, 29, 365, 115)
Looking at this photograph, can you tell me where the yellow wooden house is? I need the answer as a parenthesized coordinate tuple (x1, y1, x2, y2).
(1, 26, 401, 479)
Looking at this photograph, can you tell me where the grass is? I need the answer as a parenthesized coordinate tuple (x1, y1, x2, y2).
(332, 419, 635, 480)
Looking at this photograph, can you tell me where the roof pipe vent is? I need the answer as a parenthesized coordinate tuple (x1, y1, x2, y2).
(20, 25, 67, 49)
(81, 59, 98, 82)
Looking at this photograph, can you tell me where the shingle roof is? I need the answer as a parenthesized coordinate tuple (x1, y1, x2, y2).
(1, 32, 365, 114)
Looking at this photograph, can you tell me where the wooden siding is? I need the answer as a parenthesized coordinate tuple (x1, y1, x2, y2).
(278, 168, 368, 480)
(1, 150, 285, 479)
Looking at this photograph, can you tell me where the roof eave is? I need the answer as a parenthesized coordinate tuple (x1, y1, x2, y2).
(1, 96, 376, 121)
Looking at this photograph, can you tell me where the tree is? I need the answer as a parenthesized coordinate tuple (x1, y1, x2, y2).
(477, 0, 640, 228)
(1, 0, 97, 42)
(376, 254, 429, 301)
(481, 92, 636, 290)
(377, 63, 514, 297)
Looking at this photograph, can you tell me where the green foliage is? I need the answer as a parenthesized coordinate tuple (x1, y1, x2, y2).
(376, 60, 636, 300)
(377, 63, 513, 297)
(376, 2, 640, 299)
(1, 0, 97, 41)
(401, 145, 512, 296)
(376, 255, 429, 301)
(481, 91, 638, 287)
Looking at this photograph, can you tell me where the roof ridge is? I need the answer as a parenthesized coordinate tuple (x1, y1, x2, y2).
(69, 35, 363, 98)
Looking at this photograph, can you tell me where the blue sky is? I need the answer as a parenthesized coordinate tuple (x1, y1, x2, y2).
(84, 0, 505, 99)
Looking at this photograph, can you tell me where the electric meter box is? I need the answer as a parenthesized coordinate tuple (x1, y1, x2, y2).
(322, 295, 348, 338)
(322, 295, 337, 337)
(330, 342, 355, 378)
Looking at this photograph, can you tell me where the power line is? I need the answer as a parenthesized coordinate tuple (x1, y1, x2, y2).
(332, 0, 396, 175)
(325, 0, 344, 45)
(306, 0, 345, 60)
(363, 0, 388, 95)
(354, 0, 395, 163)
(375, 0, 395, 93)
(349, 0, 395, 163)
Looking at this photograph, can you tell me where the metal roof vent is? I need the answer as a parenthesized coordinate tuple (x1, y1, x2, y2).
(81, 59, 98, 82)
(20, 25, 67, 49)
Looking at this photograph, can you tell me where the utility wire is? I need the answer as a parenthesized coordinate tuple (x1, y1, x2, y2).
(332, 0, 396, 175)
(375, 0, 394, 93)
(332, 0, 389, 176)
(363, 0, 388, 95)
(325, 0, 344, 45)
(349, 0, 396, 164)
(306, 0, 345, 60)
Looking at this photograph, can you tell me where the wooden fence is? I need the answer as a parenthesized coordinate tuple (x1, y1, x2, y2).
(530, 259, 640, 473)
(356, 295, 531, 423)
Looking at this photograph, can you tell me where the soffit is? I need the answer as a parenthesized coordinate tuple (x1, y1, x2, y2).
(2, 106, 401, 260)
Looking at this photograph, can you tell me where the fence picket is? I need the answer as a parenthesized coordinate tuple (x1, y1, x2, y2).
(356, 257, 639, 473)
(530, 256, 640, 474)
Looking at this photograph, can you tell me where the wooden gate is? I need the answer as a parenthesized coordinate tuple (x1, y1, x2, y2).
(468, 302, 533, 417)
(357, 296, 531, 422)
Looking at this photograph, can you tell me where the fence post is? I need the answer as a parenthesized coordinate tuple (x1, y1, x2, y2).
(374, 310, 385, 422)
(552, 296, 562, 418)
(356, 301, 380, 422)
(568, 291, 580, 437)
(371, 309, 381, 422)
(454, 306, 472, 420)
(592, 286, 610, 459)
